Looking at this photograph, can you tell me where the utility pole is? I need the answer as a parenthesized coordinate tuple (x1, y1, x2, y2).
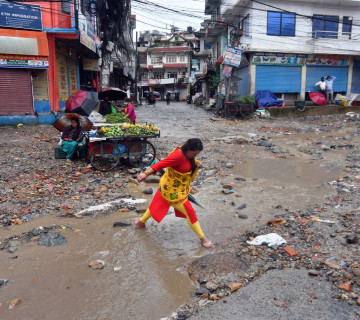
(135, 31, 139, 103)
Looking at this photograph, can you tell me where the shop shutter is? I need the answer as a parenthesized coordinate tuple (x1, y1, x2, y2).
(255, 66, 301, 93)
(0, 69, 34, 115)
(351, 67, 360, 93)
(305, 66, 348, 92)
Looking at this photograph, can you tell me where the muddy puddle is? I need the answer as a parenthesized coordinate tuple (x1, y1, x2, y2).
(0, 159, 347, 320)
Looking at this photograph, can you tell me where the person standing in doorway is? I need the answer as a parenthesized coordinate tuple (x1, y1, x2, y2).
(324, 75, 336, 104)
(315, 77, 327, 96)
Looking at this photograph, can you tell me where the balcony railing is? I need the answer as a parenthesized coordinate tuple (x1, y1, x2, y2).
(311, 30, 360, 40)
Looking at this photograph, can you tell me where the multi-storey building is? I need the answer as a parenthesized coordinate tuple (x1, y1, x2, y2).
(202, 0, 360, 102)
(137, 28, 199, 100)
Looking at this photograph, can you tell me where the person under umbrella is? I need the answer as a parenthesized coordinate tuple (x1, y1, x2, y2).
(99, 96, 112, 116)
(135, 138, 215, 249)
(61, 117, 86, 162)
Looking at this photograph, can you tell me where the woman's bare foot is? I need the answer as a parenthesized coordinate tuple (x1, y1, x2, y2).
(66, 159, 72, 163)
(200, 237, 215, 249)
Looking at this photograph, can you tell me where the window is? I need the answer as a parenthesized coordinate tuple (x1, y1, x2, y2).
(312, 15, 339, 38)
(267, 11, 295, 36)
(151, 57, 162, 64)
(342, 16, 352, 39)
(152, 73, 163, 79)
(179, 55, 186, 62)
(166, 55, 177, 63)
(242, 15, 250, 36)
(167, 73, 177, 78)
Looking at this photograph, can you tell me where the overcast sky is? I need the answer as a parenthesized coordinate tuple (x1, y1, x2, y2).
(132, 0, 207, 33)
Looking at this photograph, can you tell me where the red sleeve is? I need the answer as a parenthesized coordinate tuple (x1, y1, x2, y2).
(151, 149, 185, 172)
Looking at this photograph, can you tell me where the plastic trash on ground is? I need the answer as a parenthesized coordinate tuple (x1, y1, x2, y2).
(246, 233, 287, 247)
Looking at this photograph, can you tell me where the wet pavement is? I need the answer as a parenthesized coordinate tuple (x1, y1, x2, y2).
(0, 101, 359, 319)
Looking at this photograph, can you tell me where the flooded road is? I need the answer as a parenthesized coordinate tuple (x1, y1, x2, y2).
(0, 102, 354, 320)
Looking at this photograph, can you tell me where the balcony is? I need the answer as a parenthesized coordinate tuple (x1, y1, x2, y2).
(307, 30, 360, 55)
(205, 0, 221, 15)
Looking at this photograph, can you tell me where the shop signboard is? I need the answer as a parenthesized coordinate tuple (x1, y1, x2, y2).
(306, 54, 349, 66)
(223, 46, 242, 67)
(148, 79, 160, 85)
(222, 66, 232, 77)
(192, 59, 200, 72)
(83, 58, 100, 71)
(0, 54, 48, 68)
(253, 52, 307, 65)
(0, 0, 42, 31)
(78, 9, 98, 54)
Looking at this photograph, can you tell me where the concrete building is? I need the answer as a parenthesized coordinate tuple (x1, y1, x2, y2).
(137, 29, 199, 100)
(202, 0, 360, 103)
(0, 0, 101, 125)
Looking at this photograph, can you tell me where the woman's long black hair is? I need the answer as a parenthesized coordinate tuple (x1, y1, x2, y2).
(180, 138, 203, 173)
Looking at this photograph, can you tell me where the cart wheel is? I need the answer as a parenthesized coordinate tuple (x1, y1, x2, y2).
(239, 104, 255, 119)
(90, 142, 120, 171)
(128, 140, 156, 168)
(225, 104, 238, 118)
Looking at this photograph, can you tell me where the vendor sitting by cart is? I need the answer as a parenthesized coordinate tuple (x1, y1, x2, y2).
(122, 98, 137, 124)
(61, 117, 85, 162)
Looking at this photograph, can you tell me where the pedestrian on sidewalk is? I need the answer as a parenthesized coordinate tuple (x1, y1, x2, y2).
(61, 117, 85, 162)
(315, 77, 327, 96)
(324, 75, 336, 104)
(166, 92, 171, 105)
(135, 138, 215, 249)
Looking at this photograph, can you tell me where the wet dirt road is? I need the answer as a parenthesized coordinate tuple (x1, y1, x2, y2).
(0, 102, 356, 320)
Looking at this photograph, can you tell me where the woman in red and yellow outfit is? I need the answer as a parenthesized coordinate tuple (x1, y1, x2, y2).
(135, 138, 214, 249)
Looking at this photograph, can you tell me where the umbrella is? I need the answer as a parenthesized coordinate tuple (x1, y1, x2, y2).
(188, 194, 205, 209)
(167, 91, 173, 94)
(309, 92, 327, 106)
(99, 87, 127, 101)
(54, 113, 93, 132)
(152, 91, 161, 97)
(65, 90, 98, 116)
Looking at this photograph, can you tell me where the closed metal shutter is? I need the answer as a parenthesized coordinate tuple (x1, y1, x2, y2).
(0, 69, 34, 115)
(305, 66, 348, 92)
(255, 66, 302, 93)
(351, 67, 360, 93)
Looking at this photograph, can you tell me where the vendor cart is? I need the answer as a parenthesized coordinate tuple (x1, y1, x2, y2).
(86, 128, 160, 172)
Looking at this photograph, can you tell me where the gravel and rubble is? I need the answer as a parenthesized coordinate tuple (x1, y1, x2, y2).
(0, 107, 359, 319)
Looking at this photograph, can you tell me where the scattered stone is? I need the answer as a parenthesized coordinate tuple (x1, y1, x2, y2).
(225, 162, 234, 168)
(352, 268, 360, 277)
(0, 279, 13, 289)
(234, 176, 246, 181)
(198, 279, 207, 285)
(222, 184, 233, 190)
(195, 287, 210, 296)
(113, 221, 132, 227)
(283, 246, 299, 257)
(8, 298, 21, 310)
(324, 260, 341, 270)
(38, 232, 67, 247)
(237, 214, 248, 219)
(136, 209, 147, 214)
(338, 282, 352, 292)
(268, 218, 286, 225)
(204, 281, 218, 291)
(237, 204, 247, 211)
(357, 299, 360, 306)
(6, 246, 17, 253)
(308, 270, 319, 276)
(222, 189, 233, 194)
(89, 260, 105, 269)
(127, 168, 137, 174)
(144, 175, 161, 183)
(228, 282, 244, 293)
(346, 234, 359, 244)
(142, 188, 153, 195)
